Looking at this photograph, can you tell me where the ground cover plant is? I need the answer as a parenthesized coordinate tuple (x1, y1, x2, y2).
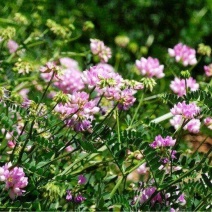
(0, 1, 212, 211)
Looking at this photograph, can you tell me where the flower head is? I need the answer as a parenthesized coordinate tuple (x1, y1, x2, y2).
(150, 135, 176, 148)
(55, 92, 99, 131)
(168, 43, 197, 66)
(170, 77, 199, 97)
(66, 190, 73, 201)
(170, 101, 200, 119)
(90, 39, 112, 63)
(78, 175, 87, 185)
(136, 57, 164, 78)
(7, 40, 19, 53)
(204, 64, 212, 77)
(0, 163, 28, 199)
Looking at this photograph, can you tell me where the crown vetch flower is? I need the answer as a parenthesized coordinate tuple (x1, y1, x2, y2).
(136, 56, 164, 78)
(55, 92, 100, 131)
(74, 193, 86, 203)
(82, 64, 123, 90)
(183, 118, 201, 134)
(150, 135, 176, 148)
(117, 88, 136, 110)
(66, 190, 73, 201)
(7, 40, 19, 53)
(41, 58, 85, 94)
(90, 39, 112, 63)
(204, 64, 212, 77)
(139, 187, 162, 205)
(170, 77, 199, 97)
(137, 163, 149, 175)
(204, 117, 212, 130)
(170, 114, 201, 133)
(78, 175, 87, 185)
(168, 43, 197, 66)
(170, 101, 200, 119)
(0, 162, 28, 199)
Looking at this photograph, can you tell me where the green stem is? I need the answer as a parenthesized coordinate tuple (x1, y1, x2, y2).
(130, 93, 144, 126)
(109, 176, 123, 198)
(116, 108, 121, 143)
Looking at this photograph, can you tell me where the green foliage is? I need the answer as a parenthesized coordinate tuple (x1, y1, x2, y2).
(0, 0, 212, 211)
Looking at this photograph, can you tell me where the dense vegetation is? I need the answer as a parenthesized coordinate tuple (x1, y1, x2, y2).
(0, 1, 211, 211)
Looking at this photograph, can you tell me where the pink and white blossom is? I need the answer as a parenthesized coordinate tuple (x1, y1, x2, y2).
(7, 40, 19, 54)
(150, 135, 176, 148)
(170, 101, 200, 119)
(204, 64, 212, 77)
(170, 77, 199, 97)
(168, 43, 197, 66)
(0, 162, 28, 199)
(136, 57, 164, 78)
(90, 39, 112, 63)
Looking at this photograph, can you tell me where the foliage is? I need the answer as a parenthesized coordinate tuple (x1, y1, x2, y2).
(0, 1, 211, 211)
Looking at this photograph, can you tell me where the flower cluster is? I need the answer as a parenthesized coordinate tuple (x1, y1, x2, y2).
(204, 117, 212, 130)
(150, 135, 176, 148)
(135, 57, 165, 78)
(170, 101, 200, 119)
(66, 190, 86, 204)
(41, 58, 85, 94)
(83, 64, 141, 110)
(132, 186, 186, 210)
(0, 162, 28, 199)
(55, 92, 99, 131)
(137, 163, 149, 175)
(170, 102, 201, 133)
(204, 64, 212, 77)
(168, 43, 197, 66)
(170, 77, 199, 97)
(150, 135, 178, 171)
(7, 40, 19, 54)
(66, 175, 87, 204)
(90, 39, 112, 63)
(54, 58, 85, 93)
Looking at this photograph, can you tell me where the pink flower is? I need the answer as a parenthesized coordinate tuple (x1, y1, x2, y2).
(139, 187, 162, 205)
(150, 135, 176, 148)
(183, 118, 201, 133)
(170, 77, 199, 97)
(137, 163, 149, 174)
(7, 141, 16, 149)
(82, 64, 122, 90)
(177, 194, 186, 206)
(204, 64, 212, 77)
(90, 39, 112, 63)
(170, 115, 200, 134)
(170, 101, 200, 119)
(168, 43, 197, 66)
(55, 92, 100, 131)
(117, 89, 136, 110)
(0, 162, 28, 199)
(65, 145, 74, 152)
(78, 175, 87, 184)
(74, 193, 86, 203)
(136, 57, 164, 78)
(66, 190, 73, 201)
(7, 40, 19, 53)
(41, 58, 85, 94)
(54, 69, 85, 93)
(204, 117, 212, 130)
(170, 115, 183, 130)
(59, 57, 79, 70)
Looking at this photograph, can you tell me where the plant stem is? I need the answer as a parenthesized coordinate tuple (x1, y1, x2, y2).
(130, 93, 144, 126)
